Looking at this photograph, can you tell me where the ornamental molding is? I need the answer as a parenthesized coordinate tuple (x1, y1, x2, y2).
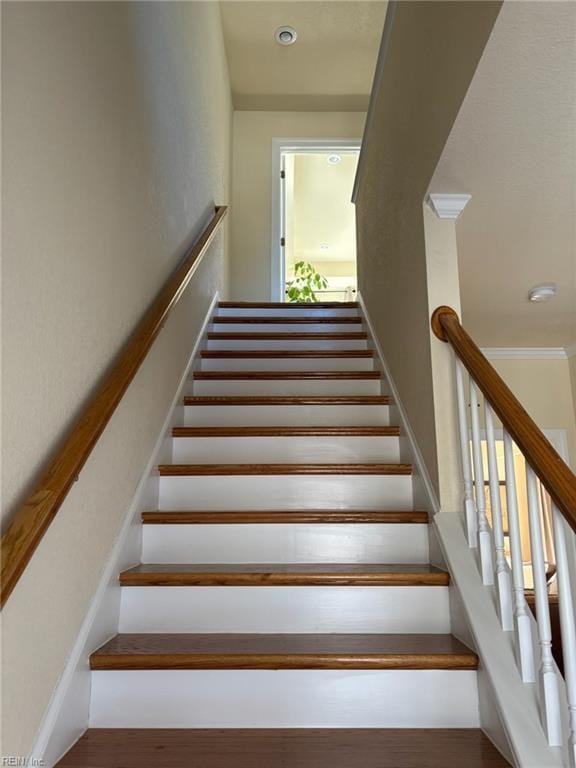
(426, 193, 472, 220)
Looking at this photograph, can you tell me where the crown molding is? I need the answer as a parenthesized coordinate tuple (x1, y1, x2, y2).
(481, 347, 568, 361)
(565, 343, 576, 359)
(426, 193, 472, 220)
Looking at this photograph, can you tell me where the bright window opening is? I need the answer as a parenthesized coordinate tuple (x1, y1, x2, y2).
(281, 150, 359, 302)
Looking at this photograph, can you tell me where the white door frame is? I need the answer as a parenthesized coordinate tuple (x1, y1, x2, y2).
(270, 138, 361, 301)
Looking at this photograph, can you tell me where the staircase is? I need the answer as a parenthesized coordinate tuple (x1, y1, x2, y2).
(56, 301, 510, 767)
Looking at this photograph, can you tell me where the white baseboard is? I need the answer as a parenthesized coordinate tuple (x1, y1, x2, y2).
(357, 292, 440, 515)
(30, 292, 220, 767)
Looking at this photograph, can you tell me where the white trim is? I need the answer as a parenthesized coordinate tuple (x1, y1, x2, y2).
(357, 291, 441, 515)
(271, 138, 361, 302)
(481, 347, 568, 360)
(565, 343, 576, 359)
(425, 194, 472, 220)
(30, 293, 220, 766)
(352, 1, 397, 204)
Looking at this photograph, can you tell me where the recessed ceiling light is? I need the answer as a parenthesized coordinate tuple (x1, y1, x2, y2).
(528, 284, 556, 303)
(275, 26, 297, 45)
(327, 155, 341, 165)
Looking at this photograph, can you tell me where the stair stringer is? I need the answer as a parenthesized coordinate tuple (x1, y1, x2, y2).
(436, 513, 565, 768)
(30, 292, 221, 768)
(357, 293, 526, 766)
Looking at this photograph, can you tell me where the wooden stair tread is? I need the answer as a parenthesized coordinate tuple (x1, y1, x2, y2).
(213, 317, 363, 324)
(90, 633, 477, 670)
(193, 370, 381, 379)
(207, 332, 368, 340)
(172, 426, 400, 437)
(201, 349, 374, 358)
(120, 563, 449, 586)
(157, 463, 413, 476)
(55, 728, 511, 767)
(142, 510, 429, 524)
(184, 395, 390, 405)
(219, 301, 359, 308)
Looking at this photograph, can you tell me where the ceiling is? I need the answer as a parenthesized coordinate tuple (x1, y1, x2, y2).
(219, 1, 387, 111)
(430, 1, 576, 349)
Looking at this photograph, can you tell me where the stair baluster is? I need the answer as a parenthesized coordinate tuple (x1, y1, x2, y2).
(525, 465, 563, 745)
(484, 402, 514, 630)
(455, 358, 478, 547)
(552, 505, 576, 768)
(469, 380, 494, 584)
(502, 430, 536, 682)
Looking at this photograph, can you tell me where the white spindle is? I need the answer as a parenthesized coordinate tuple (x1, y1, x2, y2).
(503, 430, 535, 682)
(484, 402, 514, 630)
(455, 359, 478, 547)
(525, 466, 562, 745)
(469, 381, 494, 584)
(552, 505, 576, 768)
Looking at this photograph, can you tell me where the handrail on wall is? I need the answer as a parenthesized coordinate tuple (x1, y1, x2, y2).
(431, 305, 576, 532)
(1, 205, 228, 608)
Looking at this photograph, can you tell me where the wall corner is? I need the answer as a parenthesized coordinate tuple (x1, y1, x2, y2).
(423, 202, 464, 513)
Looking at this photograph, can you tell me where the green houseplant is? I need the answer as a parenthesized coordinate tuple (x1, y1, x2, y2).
(286, 261, 329, 303)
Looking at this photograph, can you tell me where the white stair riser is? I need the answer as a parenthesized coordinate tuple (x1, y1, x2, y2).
(119, 586, 450, 633)
(90, 669, 479, 728)
(210, 322, 364, 334)
(158, 475, 414, 511)
(190, 380, 382, 396)
(171, 436, 401, 464)
(216, 308, 360, 318)
(183, 404, 391, 427)
(200, 357, 374, 372)
(206, 338, 369, 350)
(142, 523, 430, 564)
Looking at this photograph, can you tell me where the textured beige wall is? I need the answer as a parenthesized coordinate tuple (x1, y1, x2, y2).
(490, 358, 576, 471)
(231, 111, 365, 299)
(354, 1, 501, 505)
(2, 1, 231, 754)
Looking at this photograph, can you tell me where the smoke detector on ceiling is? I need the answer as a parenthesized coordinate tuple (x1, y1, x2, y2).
(275, 26, 298, 45)
(327, 155, 341, 165)
(528, 284, 556, 303)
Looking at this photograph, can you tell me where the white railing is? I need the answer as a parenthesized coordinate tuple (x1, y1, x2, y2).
(433, 306, 576, 767)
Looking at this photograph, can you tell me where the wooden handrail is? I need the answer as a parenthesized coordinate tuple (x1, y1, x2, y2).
(431, 305, 576, 533)
(1, 206, 228, 608)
